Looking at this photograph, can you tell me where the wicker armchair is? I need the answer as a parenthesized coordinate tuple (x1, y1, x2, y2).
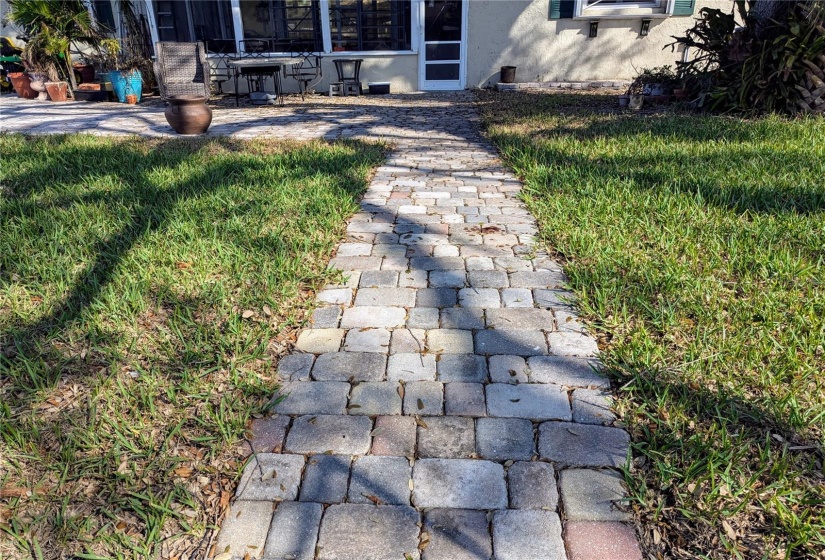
(153, 41, 211, 100)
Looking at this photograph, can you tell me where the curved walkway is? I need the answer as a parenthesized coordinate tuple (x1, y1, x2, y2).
(0, 92, 642, 559)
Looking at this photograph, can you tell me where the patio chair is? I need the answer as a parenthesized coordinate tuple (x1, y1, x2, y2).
(153, 41, 211, 101)
(284, 50, 323, 100)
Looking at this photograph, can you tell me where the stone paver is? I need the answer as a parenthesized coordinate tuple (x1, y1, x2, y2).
(508, 461, 558, 510)
(538, 421, 629, 467)
(285, 415, 372, 455)
(236, 453, 305, 501)
(560, 469, 632, 521)
(33, 93, 642, 558)
(422, 509, 492, 560)
(417, 416, 475, 458)
(348, 456, 412, 505)
(371, 415, 416, 456)
(299, 455, 351, 504)
(492, 510, 566, 560)
(263, 501, 323, 560)
(349, 382, 402, 415)
(214, 500, 273, 559)
(311, 351, 386, 382)
(412, 459, 507, 509)
(316, 504, 421, 560)
(476, 418, 535, 461)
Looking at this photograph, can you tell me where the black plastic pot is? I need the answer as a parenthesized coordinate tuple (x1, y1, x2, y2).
(500, 66, 517, 84)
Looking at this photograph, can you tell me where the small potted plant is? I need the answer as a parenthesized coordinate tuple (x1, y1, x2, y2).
(19, 40, 59, 101)
(626, 80, 644, 110)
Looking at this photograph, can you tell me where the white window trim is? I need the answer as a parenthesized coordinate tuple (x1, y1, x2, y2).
(574, 0, 676, 19)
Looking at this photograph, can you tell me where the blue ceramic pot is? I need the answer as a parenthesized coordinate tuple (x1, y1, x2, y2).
(109, 70, 142, 103)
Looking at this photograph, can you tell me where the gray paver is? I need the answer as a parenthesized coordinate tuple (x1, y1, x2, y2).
(573, 388, 616, 425)
(422, 509, 492, 560)
(299, 455, 351, 504)
(348, 456, 412, 505)
(407, 307, 439, 329)
(215, 500, 274, 559)
(509, 270, 565, 288)
(404, 381, 443, 415)
(488, 355, 529, 383)
(458, 288, 500, 308)
(417, 288, 458, 308)
(475, 329, 548, 356)
(486, 308, 555, 330)
(417, 416, 475, 458)
(538, 421, 629, 467)
(492, 510, 565, 560)
(534, 288, 574, 308)
(427, 329, 475, 354)
(285, 415, 372, 455)
(508, 461, 558, 510)
(360, 270, 399, 287)
(311, 351, 386, 382)
(412, 459, 507, 509)
(295, 329, 344, 354)
(486, 383, 571, 420)
(501, 288, 534, 308)
(429, 270, 467, 288)
(476, 417, 534, 461)
(316, 504, 421, 560)
(387, 353, 437, 381)
(560, 469, 631, 521)
(440, 308, 485, 330)
(236, 453, 305, 501)
(444, 382, 487, 417)
(273, 381, 349, 415)
(371, 415, 417, 456)
(343, 328, 391, 353)
(340, 306, 406, 328)
(527, 356, 608, 387)
(355, 288, 416, 307)
(548, 331, 600, 357)
(277, 353, 315, 382)
(349, 382, 402, 415)
(263, 501, 323, 560)
(467, 270, 509, 288)
(311, 306, 341, 328)
(317, 288, 353, 305)
(390, 328, 426, 354)
(436, 354, 487, 382)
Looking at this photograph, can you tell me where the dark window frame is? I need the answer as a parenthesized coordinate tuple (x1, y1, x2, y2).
(329, 0, 411, 52)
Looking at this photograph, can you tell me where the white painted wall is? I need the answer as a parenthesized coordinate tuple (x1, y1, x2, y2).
(465, 0, 727, 88)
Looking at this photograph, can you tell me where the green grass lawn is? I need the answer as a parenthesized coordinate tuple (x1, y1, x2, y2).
(0, 134, 384, 558)
(478, 91, 825, 559)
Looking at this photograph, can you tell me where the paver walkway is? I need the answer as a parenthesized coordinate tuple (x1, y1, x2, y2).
(0, 93, 641, 559)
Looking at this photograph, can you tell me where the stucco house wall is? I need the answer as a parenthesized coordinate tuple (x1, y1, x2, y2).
(466, 0, 727, 88)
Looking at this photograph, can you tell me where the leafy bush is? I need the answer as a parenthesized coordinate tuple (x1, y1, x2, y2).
(671, 0, 825, 114)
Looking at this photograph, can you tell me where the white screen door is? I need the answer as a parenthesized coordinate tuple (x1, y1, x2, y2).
(419, 0, 467, 90)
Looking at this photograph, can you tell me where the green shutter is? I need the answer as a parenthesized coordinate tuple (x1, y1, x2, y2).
(549, 0, 575, 19)
(671, 0, 696, 16)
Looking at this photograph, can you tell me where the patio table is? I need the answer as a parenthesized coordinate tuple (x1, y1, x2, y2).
(227, 57, 298, 107)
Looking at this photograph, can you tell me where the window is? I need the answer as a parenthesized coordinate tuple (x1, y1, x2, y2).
(153, 0, 237, 53)
(92, 0, 117, 34)
(585, 0, 661, 7)
(240, 0, 323, 52)
(328, 0, 411, 52)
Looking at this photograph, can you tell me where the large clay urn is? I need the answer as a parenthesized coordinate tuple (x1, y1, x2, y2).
(164, 95, 212, 135)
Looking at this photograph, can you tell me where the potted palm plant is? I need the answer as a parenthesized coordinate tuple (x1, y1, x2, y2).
(5, 0, 104, 99)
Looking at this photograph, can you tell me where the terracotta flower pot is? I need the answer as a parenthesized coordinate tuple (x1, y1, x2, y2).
(164, 95, 212, 135)
(73, 63, 95, 84)
(125, 94, 138, 104)
(45, 81, 69, 102)
(8, 72, 37, 99)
